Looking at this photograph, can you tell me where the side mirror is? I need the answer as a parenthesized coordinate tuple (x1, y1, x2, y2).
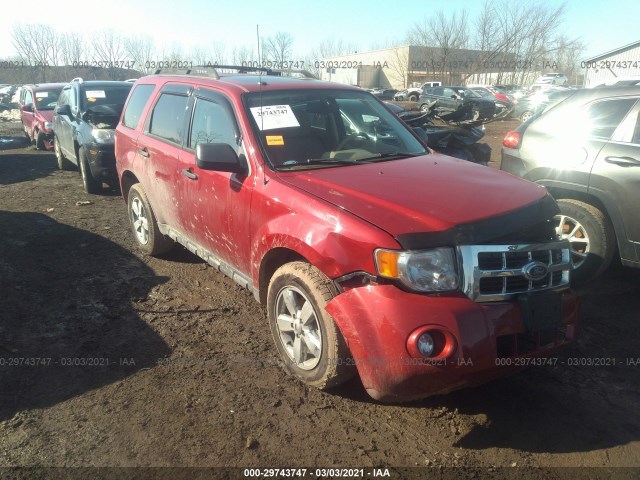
(196, 143, 247, 174)
(412, 127, 429, 145)
(55, 104, 72, 117)
(22, 104, 33, 113)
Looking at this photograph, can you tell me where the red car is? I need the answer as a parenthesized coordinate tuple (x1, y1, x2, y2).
(115, 67, 580, 402)
(18, 83, 65, 150)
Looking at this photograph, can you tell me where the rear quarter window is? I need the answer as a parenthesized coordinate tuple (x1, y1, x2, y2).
(122, 84, 155, 129)
(585, 98, 637, 139)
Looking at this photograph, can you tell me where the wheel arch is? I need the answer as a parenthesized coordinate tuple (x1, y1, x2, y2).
(120, 171, 141, 203)
(543, 182, 633, 261)
(258, 247, 309, 305)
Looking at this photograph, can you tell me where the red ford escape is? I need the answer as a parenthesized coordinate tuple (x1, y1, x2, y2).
(115, 66, 580, 402)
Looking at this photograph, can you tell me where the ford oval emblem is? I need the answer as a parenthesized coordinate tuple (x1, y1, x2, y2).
(522, 261, 549, 281)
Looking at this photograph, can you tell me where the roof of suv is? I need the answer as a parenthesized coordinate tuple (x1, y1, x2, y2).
(148, 73, 357, 94)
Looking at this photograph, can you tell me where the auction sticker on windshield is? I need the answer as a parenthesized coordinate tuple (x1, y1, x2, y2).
(85, 90, 106, 98)
(250, 105, 300, 130)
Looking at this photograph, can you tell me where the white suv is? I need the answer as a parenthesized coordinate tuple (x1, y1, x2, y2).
(533, 73, 568, 87)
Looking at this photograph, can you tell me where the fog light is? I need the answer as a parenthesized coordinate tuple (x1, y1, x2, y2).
(407, 326, 457, 360)
(417, 333, 434, 356)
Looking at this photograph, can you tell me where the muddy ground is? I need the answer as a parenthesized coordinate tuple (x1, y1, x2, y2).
(0, 116, 639, 480)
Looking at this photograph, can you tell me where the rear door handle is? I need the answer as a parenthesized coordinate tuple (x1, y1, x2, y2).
(138, 147, 149, 158)
(181, 168, 198, 180)
(605, 156, 640, 167)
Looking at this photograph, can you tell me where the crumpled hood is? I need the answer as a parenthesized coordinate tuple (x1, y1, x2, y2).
(277, 153, 555, 247)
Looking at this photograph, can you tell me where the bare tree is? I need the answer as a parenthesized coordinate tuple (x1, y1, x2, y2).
(307, 38, 357, 78)
(10, 24, 64, 81)
(264, 32, 294, 66)
(231, 46, 256, 66)
(91, 30, 127, 78)
(124, 35, 156, 74)
(407, 10, 470, 84)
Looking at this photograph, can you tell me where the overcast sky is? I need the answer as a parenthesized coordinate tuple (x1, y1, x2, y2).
(1, 0, 638, 61)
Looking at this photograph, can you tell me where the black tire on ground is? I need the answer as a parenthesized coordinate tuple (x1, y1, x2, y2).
(54, 135, 74, 171)
(35, 130, 46, 150)
(419, 103, 430, 112)
(267, 261, 355, 390)
(78, 146, 102, 194)
(555, 199, 616, 285)
(127, 183, 174, 256)
(408, 93, 419, 102)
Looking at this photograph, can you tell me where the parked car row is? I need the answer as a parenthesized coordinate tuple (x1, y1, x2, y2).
(16, 78, 133, 193)
(23, 66, 638, 403)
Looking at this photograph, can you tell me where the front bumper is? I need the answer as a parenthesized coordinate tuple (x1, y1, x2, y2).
(326, 284, 580, 402)
(85, 143, 118, 184)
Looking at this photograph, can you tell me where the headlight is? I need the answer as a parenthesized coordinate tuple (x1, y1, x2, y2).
(44, 122, 53, 130)
(374, 247, 459, 292)
(92, 128, 115, 144)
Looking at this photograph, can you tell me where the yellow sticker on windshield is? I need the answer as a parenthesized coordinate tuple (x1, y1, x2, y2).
(87, 97, 96, 102)
(266, 135, 284, 146)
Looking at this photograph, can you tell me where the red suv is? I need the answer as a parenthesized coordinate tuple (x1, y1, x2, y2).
(115, 67, 580, 402)
(18, 83, 65, 150)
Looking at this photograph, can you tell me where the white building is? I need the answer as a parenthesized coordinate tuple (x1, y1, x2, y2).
(583, 40, 640, 87)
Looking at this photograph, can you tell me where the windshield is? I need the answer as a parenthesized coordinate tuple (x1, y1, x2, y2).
(81, 86, 132, 110)
(34, 89, 62, 110)
(455, 87, 481, 98)
(245, 89, 427, 170)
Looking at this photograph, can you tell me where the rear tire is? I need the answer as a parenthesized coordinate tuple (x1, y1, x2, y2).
(408, 93, 419, 102)
(127, 183, 173, 256)
(78, 146, 102, 194)
(555, 199, 615, 285)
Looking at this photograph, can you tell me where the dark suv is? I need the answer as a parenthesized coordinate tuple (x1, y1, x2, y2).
(53, 78, 132, 193)
(501, 85, 640, 284)
(115, 66, 579, 402)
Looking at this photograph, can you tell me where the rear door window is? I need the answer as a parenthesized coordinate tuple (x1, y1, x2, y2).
(147, 93, 189, 145)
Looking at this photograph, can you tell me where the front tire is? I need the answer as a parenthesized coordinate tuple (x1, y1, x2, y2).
(127, 183, 173, 256)
(54, 135, 74, 171)
(267, 262, 354, 390)
(408, 93, 419, 102)
(35, 130, 45, 150)
(555, 199, 615, 285)
(78, 146, 102, 194)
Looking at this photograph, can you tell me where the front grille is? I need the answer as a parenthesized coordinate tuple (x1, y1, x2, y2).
(458, 241, 571, 302)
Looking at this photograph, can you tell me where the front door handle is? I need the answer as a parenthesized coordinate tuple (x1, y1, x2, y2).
(138, 147, 149, 158)
(605, 156, 640, 167)
(181, 168, 198, 180)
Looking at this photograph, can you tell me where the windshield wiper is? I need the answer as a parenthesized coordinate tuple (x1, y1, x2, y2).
(354, 152, 425, 162)
(277, 158, 357, 170)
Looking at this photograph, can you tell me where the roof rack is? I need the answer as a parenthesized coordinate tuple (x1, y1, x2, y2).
(153, 64, 317, 80)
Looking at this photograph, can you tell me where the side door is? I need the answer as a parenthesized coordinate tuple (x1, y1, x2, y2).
(20, 88, 34, 136)
(177, 87, 253, 273)
(137, 84, 192, 232)
(587, 97, 640, 260)
(54, 85, 75, 159)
